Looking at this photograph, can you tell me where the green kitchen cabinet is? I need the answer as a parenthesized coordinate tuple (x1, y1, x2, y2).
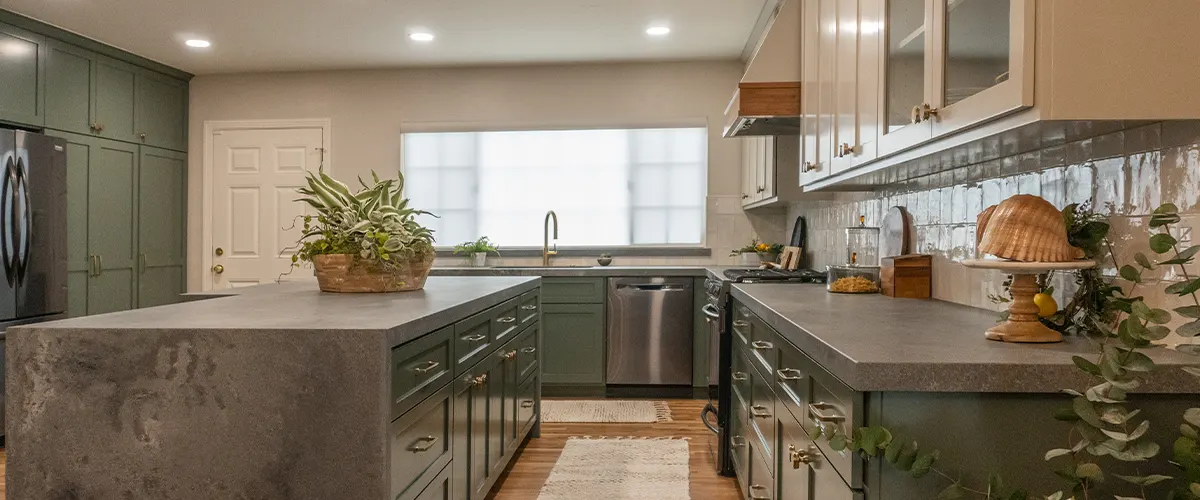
(135, 70, 188, 151)
(61, 133, 93, 318)
(541, 303, 605, 385)
(0, 21, 46, 127)
(86, 136, 139, 315)
(137, 147, 187, 308)
(453, 349, 503, 500)
(541, 277, 605, 304)
(45, 40, 97, 134)
(94, 56, 139, 144)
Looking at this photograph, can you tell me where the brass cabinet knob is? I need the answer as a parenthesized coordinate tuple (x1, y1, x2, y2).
(923, 103, 940, 121)
(789, 444, 819, 468)
(502, 350, 517, 361)
(756, 186, 765, 193)
(839, 143, 854, 157)
(212, 264, 225, 274)
(139, 132, 147, 141)
(801, 162, 818, 173)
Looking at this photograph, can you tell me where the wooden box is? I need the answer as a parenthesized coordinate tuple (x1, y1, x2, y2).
(881, 254, 932, 299)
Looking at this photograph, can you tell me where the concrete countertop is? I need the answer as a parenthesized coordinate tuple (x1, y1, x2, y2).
(430, 265, 734, 279)
(732, 283, 1200, 394)
(25, 276, 541, 348)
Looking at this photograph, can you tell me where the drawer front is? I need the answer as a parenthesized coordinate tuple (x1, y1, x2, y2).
(454, 310, 493, 374)
(542, 278, 605, 303)
(775, 339, 811, 425)
(749, 366, 777, 475)
(732, 347, 752, 407)
(518, 291, 540, 326)
(518, 324, 539, 381)
(748, 315, 778, 378)
(517, 374, 538, 434)
(411, 463, 451, 500)
(491, 297, 521, 344)
(391, 384, 453, 500)
(808, 373, 863, 489)
(812, 444, 859, 500)
(777, 408, 814, 500)
(748, 441, 774, 500)
(732, 303, 753, 350)
(391, 326, 454, 420)
(731, 395, 750, 495)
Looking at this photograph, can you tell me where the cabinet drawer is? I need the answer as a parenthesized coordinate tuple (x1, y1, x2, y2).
(812, 444, 860, 500)
(748, 441, 774, 500)
(732, 347, 752, 409)
(778, 410, 814, 500)
(517, 324, 539, 381)
(411, 462, 452, 500)
(390, 384, 453, 500)
(732, 303, 753, 350)
(731, 395, 750, 494)
(808, 372, 863, 489)
(775, 339, 812, 424)
(518, 291, 540, 326)
(517, 374, 538, 434)
(542, 278, 605, 304)
(491, 297, 521, 344)
(454, 310, 493, 374)
(748, 315, 778, 378)
(749, 366, 776, 476)
(391, 326, 454, 420)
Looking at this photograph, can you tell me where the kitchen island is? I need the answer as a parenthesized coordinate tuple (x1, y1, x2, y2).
(726, 283, 1200, 500)
(5, 276, 543, 500)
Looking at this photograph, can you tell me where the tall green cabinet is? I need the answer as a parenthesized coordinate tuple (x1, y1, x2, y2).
(2, 10, 191, 317)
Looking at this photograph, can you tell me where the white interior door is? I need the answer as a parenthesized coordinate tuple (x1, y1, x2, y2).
(209, 127, 325, 289)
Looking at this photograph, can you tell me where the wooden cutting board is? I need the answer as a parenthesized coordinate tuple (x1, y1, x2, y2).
(880, 206, 911, 258)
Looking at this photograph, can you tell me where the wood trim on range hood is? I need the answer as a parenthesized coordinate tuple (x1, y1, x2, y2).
(723, 0, 802, 138)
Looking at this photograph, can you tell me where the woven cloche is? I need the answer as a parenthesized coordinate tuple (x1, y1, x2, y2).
(978, 195, 1084, 262)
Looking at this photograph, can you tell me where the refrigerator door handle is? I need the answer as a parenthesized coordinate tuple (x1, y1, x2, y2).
(15, 157, 30, 284)
(1, 155, 14, 287)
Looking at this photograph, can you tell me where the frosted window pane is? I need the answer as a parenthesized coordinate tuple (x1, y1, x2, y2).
(634, 129, 669, 163)
(404, 169, 440, 209)
(668, 164, 705, 207)
(633, 166, 667, 207)
(440, 133, 476, 167)
(669, 129, 706, 163)
(633, 209, 668, 244)
(668, 208, 703, 244)
(438, 211, 475, 245)
(440, 168, 475, 210)
(403, 134, 441, 167)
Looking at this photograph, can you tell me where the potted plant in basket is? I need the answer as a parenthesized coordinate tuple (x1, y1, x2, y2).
(731, 240, 783, 266)
(291, 169, 437, 292)
(454, 237, 500, 267)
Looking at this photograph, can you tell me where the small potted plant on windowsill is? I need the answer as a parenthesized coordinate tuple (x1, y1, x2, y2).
(454, 237, 500, 267)
(731, 240, 763, 266)
(756, 242, 784, 264)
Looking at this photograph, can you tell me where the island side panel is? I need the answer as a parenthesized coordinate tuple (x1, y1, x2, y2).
(6, 326, 390, 500)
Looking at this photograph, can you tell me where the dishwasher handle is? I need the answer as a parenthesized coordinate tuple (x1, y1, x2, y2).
(616, 283, 688, 291)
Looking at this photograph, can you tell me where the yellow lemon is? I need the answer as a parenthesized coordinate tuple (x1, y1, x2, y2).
(1033, 293, 1058, 317)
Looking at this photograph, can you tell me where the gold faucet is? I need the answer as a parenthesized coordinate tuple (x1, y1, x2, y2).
(543, 210, 558, 266)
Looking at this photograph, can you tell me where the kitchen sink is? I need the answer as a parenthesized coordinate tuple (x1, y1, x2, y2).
(488, 265, 596, 269)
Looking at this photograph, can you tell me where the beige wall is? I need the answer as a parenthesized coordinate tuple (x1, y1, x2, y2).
(188, 61, 786, 288)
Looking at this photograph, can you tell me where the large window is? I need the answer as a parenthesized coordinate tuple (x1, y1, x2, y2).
(402, 127, 708, 248)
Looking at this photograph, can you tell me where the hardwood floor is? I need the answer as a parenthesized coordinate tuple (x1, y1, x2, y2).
(0, 400, 738, 500)
(488, 398, 742, 500)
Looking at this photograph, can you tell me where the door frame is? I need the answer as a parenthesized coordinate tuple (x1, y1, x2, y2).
(200, 118, 331, 291)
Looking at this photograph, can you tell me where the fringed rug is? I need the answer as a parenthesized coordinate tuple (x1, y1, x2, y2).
(537, 437, 691, 500)
(540, 400, 673, 423)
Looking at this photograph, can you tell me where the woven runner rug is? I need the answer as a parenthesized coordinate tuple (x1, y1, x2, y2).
(537, 437, 691, 500)
(540, 400, 673, 423)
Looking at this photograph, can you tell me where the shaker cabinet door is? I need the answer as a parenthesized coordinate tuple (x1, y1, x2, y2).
(86, 138, 139, 314)
(135, 71, 188, 151)
(137, 147, 187, 308)
(0, 22, 46, 127)
(45, 40, 96, 134)
(94, 57, 139, 144)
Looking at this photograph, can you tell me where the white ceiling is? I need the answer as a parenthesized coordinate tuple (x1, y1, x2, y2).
(0, 0, 769, 75)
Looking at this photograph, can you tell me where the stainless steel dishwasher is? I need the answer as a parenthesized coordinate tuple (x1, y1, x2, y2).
(606, 277, 694, 385)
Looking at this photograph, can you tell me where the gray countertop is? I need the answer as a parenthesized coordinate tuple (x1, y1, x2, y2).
(732, 283, 1200, 394)
(430, 265, 732, 279)
(24, 276, 540, 348)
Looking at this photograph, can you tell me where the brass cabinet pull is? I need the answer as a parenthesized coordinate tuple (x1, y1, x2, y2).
(808, 402, 845, 422)
(97, 255, 104, 276)
(801, 162, 818, 173)
(97, 123, 104, 132)
(789, 444, 818, 468)
(742, 194, 749, 199)
(520, 400, 534, 408)
(408, 435, 439, 453)
(88, 255, 97, 276)
(776, 368, 804, 381)
(520, 305, 538, 311)
(732, 320, 749, 328)
(922, 103, 940, 121)
(756, 186, 765, 193)
(731, 372, 749, 381)
(750, 340, 774, 350)
(138, 253, 147, 274)
(471, 374, 488, 387)
(496, 316, 517, 324)
(463, 334, 486, 342)
(730, 435, 746, 448)
(910, 105, 924, 124)
(502, 350, 517, 361)
(749, 484, 770, 500)
(751, 405, 771, 419)
(413, 360, 440, 374)
(521, 347, 537, 354)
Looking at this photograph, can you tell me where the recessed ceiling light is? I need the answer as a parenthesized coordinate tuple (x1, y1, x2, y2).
(410, 32, 435, 42)
(646, 26, 671, 36)
(185, 39, 211, 48)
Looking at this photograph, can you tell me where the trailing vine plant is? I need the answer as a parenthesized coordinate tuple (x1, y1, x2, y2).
(812, 202, 1200, 500)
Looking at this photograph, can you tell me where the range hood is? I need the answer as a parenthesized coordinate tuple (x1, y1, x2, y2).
(723, 0, 802, 138)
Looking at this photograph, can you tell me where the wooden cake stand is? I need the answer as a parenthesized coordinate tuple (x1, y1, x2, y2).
(961, 259, 1097, 343)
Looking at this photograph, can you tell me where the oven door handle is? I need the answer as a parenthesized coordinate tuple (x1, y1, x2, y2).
(701, 403, 720, 434)
(702, 303, 721, 319)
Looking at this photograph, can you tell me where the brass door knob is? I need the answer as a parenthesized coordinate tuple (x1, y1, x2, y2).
(212, 264, 225, 274)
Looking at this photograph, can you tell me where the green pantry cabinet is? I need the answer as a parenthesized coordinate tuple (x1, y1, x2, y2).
(0, 13, 191, 316)
(391, 289, 541, 500)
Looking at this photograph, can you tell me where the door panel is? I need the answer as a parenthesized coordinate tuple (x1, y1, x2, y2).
(799, 0, 826, 184)
(831, 0, 859, 175)
(136, 72, 188, 151)
(470, 360, 492, 498)
(45, 41, 95, 134)
(87, 139, 138, 314)
(877, 0, 934, 156)
(57, 132, 92, 316)
(137, 147, 186, 308)
(486, 352, 507, 479)
(540, 303, 604, 385)
(209, 126, 324, 289)
(854, 0, 884, 167)
(0, 22, 45, 127)
(94, 57, 138, 143)
(816, 0, 837, 171)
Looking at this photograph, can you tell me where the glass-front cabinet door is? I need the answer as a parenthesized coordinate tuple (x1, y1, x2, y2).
(876, 0, 935, 157)
(929, 0, 1034, 139)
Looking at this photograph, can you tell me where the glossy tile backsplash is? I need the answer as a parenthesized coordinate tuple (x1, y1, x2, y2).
(787, 121, 1200, 345)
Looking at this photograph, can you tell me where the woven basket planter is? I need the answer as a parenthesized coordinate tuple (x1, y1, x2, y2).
(311, 252, 434, 293)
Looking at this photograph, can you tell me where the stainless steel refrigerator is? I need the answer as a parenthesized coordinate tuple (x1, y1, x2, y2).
(0, 128, 69, 440)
